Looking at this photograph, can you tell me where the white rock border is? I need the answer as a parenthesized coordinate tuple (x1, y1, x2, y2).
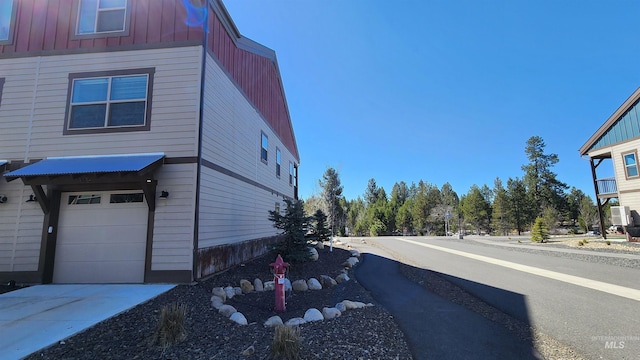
(209, 255, 368, 326)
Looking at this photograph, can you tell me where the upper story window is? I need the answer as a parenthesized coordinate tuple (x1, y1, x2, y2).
(0, 78, 5, 107)
(276, 148, 281, 177)
(0, 0, 17, 45)
(623, 151, 639, 179)
(64, 68, 154, 134)
(261, 132, 268, 163)
(76, 0, 130, 37)
(289, 161, 293, 185)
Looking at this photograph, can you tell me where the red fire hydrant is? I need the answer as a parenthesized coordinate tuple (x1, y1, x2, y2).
(269, 254, 289, 313)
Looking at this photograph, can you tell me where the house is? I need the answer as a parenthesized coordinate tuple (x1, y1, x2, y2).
(580, 87, 640, 241)
(0, 0, 300, 284)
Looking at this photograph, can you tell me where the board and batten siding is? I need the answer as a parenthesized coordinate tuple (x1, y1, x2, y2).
(0, 181, 44, 272)
(151, 163, 197, 272)
(0, 47, 202, 160)
(197, 53, 295, 249)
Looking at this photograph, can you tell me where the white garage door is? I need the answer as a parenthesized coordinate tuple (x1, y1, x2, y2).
(53, 191, 148, 283)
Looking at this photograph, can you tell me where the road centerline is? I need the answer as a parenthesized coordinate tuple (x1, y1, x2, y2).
(395, 238, 640, 302)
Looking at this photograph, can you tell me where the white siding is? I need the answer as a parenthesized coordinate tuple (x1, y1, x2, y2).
(607, 140, 640, 223)
(152, 163, 196, 271)
(0, 47, 203, 279)
(0, 183, 44, 272)
(197, 55, 295, 248)
(0, 47, 202, 161)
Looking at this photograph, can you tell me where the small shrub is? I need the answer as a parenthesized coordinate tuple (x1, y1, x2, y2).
(606, 240, 611, 245)
(531, 217, 549, 243)
(154, 302, 187, 349)
(583, 238, 589, 244)
(269, 325, 301, 360)
(577, 240, 584, 246)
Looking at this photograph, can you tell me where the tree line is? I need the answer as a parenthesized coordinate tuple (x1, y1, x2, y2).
(304, 136, 611, 237)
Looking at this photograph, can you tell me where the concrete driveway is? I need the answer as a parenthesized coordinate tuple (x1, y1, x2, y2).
(0, 284, 175, 360)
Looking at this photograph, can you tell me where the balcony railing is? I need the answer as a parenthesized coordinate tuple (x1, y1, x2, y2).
(596, 177, 617, 197)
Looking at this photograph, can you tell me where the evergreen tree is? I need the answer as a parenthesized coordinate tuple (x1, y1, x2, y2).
(396, 199, 414, 235)
(461, 185, 491, 234)
(507, 177, 533, 235)
(365, 178, 380, 205)
(268, 199, 312, 264)
(312, 209, 331, 243)
(531, 217, 549, 242)
(491, 177, 512, 236)
(522, 136, 568, 215)
(318, 167, 344, 237)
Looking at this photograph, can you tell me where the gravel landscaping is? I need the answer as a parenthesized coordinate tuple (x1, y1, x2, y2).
(23, 246, 413, 360)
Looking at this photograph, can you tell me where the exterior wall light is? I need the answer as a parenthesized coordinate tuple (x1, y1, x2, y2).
(160, 190, 169, 199)
(0, 194, 7, 203)
(26, 194, 36, 202)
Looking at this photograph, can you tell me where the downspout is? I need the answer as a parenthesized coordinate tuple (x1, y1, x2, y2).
(192, 1, 209, 281)
(590, 158, 607, 239)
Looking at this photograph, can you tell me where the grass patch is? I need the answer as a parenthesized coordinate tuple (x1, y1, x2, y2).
(269, 325, 301, 359)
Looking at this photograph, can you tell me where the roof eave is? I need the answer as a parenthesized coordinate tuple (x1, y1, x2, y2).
(579, 87, 640, 156)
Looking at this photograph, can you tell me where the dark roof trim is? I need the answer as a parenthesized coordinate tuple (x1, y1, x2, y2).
(4, 153, 164, 181)
(580, 87, 640, 156)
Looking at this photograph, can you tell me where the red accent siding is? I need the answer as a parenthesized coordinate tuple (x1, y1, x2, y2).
(0, 0, 202, 55)
(0, 0, 298, 161)
(207, 11, 299, 161)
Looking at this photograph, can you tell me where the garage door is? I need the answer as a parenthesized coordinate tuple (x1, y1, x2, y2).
(53, 191, 148, 283)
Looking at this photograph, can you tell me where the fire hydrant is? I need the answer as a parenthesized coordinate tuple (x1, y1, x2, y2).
(269, 254, 289, 312)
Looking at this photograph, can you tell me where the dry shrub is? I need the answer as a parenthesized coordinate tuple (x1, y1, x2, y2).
(154, 302, 187, 349)
(269, 325, 301, 360)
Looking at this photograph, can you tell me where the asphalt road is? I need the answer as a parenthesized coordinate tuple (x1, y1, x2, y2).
(356, 236, 640, 360)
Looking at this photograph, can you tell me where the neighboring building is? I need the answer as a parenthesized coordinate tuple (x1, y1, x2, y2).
(580, 87, 640, 240)
(0, 0, 299, 284)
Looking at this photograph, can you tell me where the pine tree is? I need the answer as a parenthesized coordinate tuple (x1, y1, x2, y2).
(531, 217, 549, 243)
(312, 209, 331, 243)
(268, 199, 312, 264)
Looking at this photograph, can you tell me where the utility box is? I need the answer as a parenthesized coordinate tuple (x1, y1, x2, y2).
(611, 206, 632, 226)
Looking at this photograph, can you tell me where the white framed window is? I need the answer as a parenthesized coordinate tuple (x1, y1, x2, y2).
(64, 68, 154, 133)
(0, 0, 17, 45)
(76, 0, 129, 36)
(261, 132, 268, 163)
(623, 151, 639, 179)
(68, 194, 101, 205)
(276, 148, 281, 177)
(289, 161, 293, 185)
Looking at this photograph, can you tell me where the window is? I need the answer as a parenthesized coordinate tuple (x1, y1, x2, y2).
(261, 132, 268, 163)
(623, 151, 639, 179)
(0, 0, 17, 45)
(276, 148, 281, 177)
(275, 202, 280, 214)
(110, 193, 144, 203)
(289, 162, 293, 185)
(68, 194, 101, 205)
(76, 0, 130, 36)
(0, 78, 5, 107)
(64, 68, 154, 134)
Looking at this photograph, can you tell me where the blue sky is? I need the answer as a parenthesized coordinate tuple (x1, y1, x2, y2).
(224, 0, 638, 201)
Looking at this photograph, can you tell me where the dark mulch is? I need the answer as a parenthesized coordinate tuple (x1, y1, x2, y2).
(24, 246, 413, 360)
